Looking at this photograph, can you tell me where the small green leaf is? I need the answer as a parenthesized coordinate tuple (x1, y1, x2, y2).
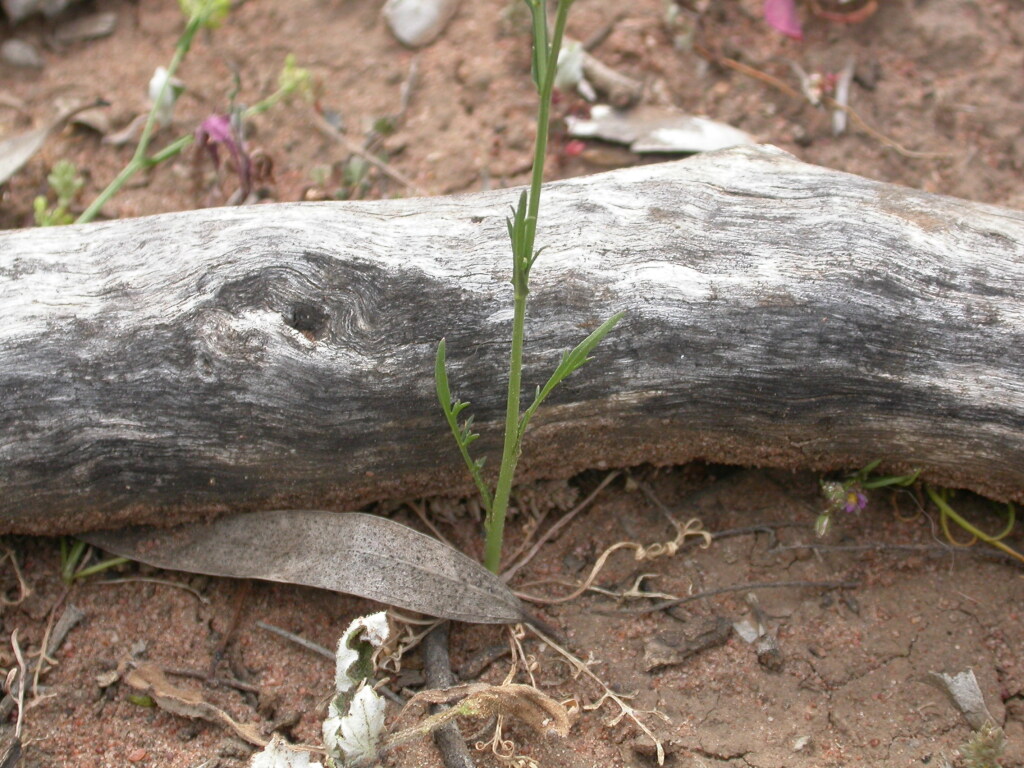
(860, 469, 921, 489)
(525, 0, 550, 91)
(435, 339, 494, 513)
(860, 459, 883, 474)
(178, 0, 230, 27)
(519, 311, 625, 437)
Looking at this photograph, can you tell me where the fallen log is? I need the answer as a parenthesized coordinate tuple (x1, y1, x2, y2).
(2, 145, 1023, 535)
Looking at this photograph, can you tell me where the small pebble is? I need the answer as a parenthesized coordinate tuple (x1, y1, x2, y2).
(1, 38, 43, 69)
(53, 11, 118, 45)
(383, 0, 460, 48)
(127, 748, 147, 763)
(630, 734, 662, 758)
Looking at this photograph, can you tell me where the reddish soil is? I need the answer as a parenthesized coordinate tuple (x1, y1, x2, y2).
(1, 0, 1023, 767)
(3, 468, 1024, 767)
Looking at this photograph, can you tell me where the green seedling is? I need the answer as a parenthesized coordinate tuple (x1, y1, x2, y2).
(435, 0, 623, 573)
(818, 461, 1024, 564)
(75, 0, 312, 224)
(59, 537, 129, 585)
(33, 159, 83, 226)
(341, 156, 372, 200)
(816, 460, 920, 537)
(959, 720, 1007, 768)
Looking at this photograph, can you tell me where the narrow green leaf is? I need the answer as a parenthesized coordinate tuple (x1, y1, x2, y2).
(435, 339, 494, 513)
(519, 311, 625, 437)
(435, 338, 452, 410)
(861, 469, 921, 489)
(526, 0, 549, 91)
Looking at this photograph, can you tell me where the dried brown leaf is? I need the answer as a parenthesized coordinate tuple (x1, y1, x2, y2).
(84, 511, 526, 625)
(125, 663, 267, 748)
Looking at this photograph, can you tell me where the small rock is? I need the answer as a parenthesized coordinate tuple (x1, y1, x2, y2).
(126, 748, 147, 763)
(756, 633, 784, 672)
(383, 0, 460, 48)
(630, 734, 661, 758)
(95, 669, 120, 688)
(55, 95, 111, 135)
(854, 60, 880, 91)
(53, 10, 118, 45)
(644, 616, 732, 672)
(217, 738, 252, 760)
(566, 105, 754, 154)
(792, 125, 813, 148)
(2, 0, 81, 24)
(1, 38, 43, 69)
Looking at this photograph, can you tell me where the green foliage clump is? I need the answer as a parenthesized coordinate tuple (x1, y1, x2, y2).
(33, 160, 83, 226)
(959, 721, 1007, 768)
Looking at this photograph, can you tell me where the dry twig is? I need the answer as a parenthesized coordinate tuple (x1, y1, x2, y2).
(616, 578, 860, 615)
(514, 517, 711, 605)
(422, 623, 475, 768)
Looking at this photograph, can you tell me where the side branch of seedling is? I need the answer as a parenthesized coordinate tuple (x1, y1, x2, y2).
(76, 9, 206, 224)
(75, 0, 309, 225)
(435, 0, 623, 573)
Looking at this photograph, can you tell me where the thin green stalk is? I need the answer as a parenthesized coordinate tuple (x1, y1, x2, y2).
(485, 292, 529, 571)
(72, 556, 131, 581)
(77, 16, 203, 224)
(926, 486, 1024, 565)
(521, 0, 573, 270)
(482, 0, 575, 573)
(434, 0, 620, 574)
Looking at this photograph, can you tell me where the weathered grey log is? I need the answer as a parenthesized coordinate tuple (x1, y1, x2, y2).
(2, 144, 1023, 535)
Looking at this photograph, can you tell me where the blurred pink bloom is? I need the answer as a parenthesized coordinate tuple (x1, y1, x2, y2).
(764, 0, 803, 40)
(195, 113, 251, 199)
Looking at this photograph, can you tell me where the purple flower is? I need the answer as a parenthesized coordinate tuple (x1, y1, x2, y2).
(843, 487, 869, 514)
(195, 113, 251, 199)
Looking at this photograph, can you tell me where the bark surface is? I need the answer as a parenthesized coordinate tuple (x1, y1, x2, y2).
(2, 145, 1023, 534)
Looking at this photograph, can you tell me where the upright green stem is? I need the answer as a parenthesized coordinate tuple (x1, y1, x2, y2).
(482, 0, 574, 573)
(485, 291, 529, 572)
(522, 1, 572, 268)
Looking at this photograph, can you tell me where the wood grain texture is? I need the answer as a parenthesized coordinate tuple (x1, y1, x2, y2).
(2, 145, 1023, 534)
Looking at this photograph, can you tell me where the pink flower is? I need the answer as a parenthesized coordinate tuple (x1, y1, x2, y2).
(563, 139, 586, 157)
(764, 0, 803, 40)
(195, 113, 251, 199)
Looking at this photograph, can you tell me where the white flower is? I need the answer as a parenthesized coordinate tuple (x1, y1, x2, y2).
(148, 66, 185, 127)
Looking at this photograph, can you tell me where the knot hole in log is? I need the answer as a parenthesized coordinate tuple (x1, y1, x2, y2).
(210, 250, 471, 357)
(285, 302, 329, 342)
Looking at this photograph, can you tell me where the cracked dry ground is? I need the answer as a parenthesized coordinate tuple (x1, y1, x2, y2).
(2, 465, 1023, 767)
